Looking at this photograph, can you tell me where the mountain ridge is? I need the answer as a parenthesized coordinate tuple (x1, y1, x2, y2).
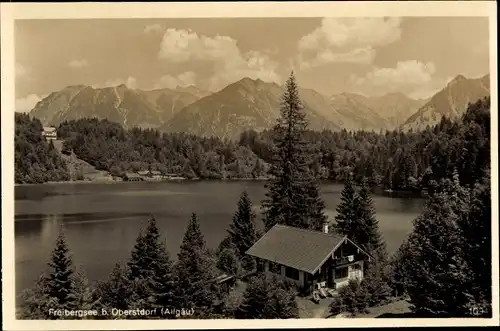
(28, 73, 489, 138)
(29, 84, 209, 129)
(401, 74, 490, 130)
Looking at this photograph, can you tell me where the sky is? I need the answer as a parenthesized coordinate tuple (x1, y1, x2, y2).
(15, 17, 490, 112)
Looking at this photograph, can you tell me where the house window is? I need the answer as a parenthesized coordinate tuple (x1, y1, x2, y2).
(269, 262, 281, 274)
(285, 267, 299, 280)
(335, 267, 348, 279)
(352, 263, 361, 270)
(256, 259, 265, 272)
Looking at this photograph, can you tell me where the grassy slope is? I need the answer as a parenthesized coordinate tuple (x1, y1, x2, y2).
(52, 140, 114, 181)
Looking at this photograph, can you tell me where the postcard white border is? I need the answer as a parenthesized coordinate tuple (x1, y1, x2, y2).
(2, 1, 498, 330)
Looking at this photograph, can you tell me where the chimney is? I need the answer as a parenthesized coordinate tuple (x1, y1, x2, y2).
(322, 221, 329, 234)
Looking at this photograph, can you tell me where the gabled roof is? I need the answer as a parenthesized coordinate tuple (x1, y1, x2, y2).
(246, 224, 347, 274)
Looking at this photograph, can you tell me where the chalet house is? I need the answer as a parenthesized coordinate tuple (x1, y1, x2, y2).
(137, 170, 150, 177)
(246, 224, 372, 294)
(42, 127, 57, 141)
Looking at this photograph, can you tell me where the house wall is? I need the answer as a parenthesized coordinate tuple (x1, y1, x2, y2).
(333, 261, 364, 289)
(262, 261, 305, 288)
(310, 239, 368, 291)
(42, 132, 57, 140)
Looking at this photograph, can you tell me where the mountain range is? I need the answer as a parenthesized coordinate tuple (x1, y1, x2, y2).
(28, 73, 490, 139)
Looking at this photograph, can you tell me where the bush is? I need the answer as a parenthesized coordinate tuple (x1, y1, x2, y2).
(329, 279, 369, 316)
(238, 273, 299, 319)
(329, 262, 392, 317)
(221, 288, 244, 318)
(362, 262, 393, 306)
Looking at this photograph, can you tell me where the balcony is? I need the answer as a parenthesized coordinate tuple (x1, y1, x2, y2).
(333, 255, 357, 266)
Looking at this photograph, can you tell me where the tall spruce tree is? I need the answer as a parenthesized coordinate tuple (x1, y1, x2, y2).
(334, 173, 357, 237)
(19, 226, 85, 319)
(261, 72, 327, 231)
(175, 213, 219, 316)
(127, 217, 175, 308)
(355, 181, 387, 261)
(228, 190, 258, 270)
(44, 226, 76, 310)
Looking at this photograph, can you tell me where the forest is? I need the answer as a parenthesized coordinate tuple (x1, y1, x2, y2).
(14, 113, 70, 184)
(15, 95, 488, 191)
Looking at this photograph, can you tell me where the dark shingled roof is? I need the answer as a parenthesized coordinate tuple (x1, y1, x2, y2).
(246, 224, 346, 274)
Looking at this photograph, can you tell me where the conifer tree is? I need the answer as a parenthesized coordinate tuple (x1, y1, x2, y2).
(399, 173, 473, 317)
(18, 274, 54, 319)
(216, 247, 242, 276)
(97, 263, 133, 311)
(44, 227, 76, 310)
(459, 171, 492, 316)
(175, 213, 219, 315)
(334, 173, 357, 237)
(228, 190, 257, 270)
(70, 269, 100, 317)
(261, 72, 327, 231)
(19, 226, 87, 319)
(127, 217, 175, 308)
(355, 181, 387, 261)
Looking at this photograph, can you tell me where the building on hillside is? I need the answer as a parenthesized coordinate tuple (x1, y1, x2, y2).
(150, 170, 163, 180)
(164, 173, 183, 180)
(137, 170, 150, 177)
(245, 223, 372, 295)
(123, 173, 143, 181)
(42, 127, 57, 140)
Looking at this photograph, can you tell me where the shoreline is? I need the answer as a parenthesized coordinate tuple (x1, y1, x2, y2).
(14, 177, 272, 187)
(14, 179, 428, 198)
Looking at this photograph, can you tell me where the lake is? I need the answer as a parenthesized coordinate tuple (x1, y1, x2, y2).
(14, 181, 425, 297)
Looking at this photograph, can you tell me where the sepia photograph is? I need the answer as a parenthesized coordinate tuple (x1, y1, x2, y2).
(1, 1, 498, 329)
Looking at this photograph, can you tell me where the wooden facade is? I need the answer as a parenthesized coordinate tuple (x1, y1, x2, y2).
(42, 127, 57, 140)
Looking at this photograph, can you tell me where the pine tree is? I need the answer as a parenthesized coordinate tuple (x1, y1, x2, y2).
(175, 213, 219, 316)
(44, 226, 76, 310)
(216, 247, 242, 276)
(126, 217, 175, 308)
(227, 190, 257, 270)
(18, 274, 55, 319)
(389, 239, 413, 297)
(69, 269, 100, 318)
(355, 181, 387, 261)
(261, 72, 327, 231)
(97, 263, 133, 311)
(334, 174, 357, 237)
(19, 226, 87, 319)
(359, 262, 392, 306)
